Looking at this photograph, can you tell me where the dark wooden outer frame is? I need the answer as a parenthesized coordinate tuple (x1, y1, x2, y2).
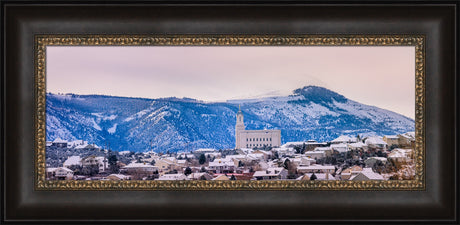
(2, 1, 457, 223)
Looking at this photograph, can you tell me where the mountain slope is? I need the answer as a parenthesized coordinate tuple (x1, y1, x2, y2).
(46, 86, 415, 152)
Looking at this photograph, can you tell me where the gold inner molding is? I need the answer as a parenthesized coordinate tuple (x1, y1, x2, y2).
(35, 35, 425, 191)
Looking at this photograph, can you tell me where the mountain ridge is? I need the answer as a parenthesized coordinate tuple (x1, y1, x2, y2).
(46, 86, 415, 152)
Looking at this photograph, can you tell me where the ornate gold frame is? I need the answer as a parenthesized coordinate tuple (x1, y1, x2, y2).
(35, 35, 425, 191)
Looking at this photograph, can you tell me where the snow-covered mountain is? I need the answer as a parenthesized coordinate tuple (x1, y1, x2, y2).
(46, 86, 415, 152)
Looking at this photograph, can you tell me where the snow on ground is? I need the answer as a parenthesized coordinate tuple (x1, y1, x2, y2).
(91, 118, 102, 131)
(108, 123, 118, 134)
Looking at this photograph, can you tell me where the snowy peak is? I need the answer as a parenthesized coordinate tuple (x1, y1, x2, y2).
(292, 86, 347, 104)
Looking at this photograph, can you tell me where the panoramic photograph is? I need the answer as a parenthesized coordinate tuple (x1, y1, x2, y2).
(45, 46, 416, 181)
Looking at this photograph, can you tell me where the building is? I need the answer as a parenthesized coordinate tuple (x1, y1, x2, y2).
(297, 165, 335, 174)
(51, 138, 68, 148)
(349, 168, 384, 181)
(383, 135, 400, 147)
(157, 174, 188, 181)
(253, 167, 287, 180)
(330, 135, 357, 144)
(63, 156, 82, 168)
(398, 132, 416, 148)
(106, 174, 132, 180)
(54, 167, 74, 180)
(208, 159, 236, 173)
(365, 136, 388, 150)
(81, 156, 107, 174)
(235, 106, 281, 149)
(298, 173, 336, 181)
(124, 162, 158, 174)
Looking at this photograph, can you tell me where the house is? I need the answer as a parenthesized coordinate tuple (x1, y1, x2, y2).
(348, 142, 368, 151)
(187, 172, 213, 180)
(330, 143, 349, 153)
(63, 156, 82, 168)
(388, 148, 413, 165)
(299, 173, 337, 181)
(95, 156, 108, 173)
(330, 135, 357, 144)
(383, 135, 400, 147)
(208, 159, 236, 173)
(176, 159, 188, 168)
(81, 156, 107, 174)
(274, 147, 297, 157)
(106, 174, 131, 180)
(51, 138, 68, 148)
(312, 147, 333, 157)
(350, 168, 384, 181)
(253, 167, 287, 180)
(155, 158, 176, 175)
(305, 150, 326, 160)
(398, 132, 416, 148)
(75, 143, 100, 151)
(340, 165, 363, 180)
(124, 162, 159, 178)
(157, 174, 188, 180)
(46, 167, 58, 179)
(297, 165, 335, 174)
(365, 136, 388, 150)
(54, 167, 74, 180)
(212, 174, 230, 180)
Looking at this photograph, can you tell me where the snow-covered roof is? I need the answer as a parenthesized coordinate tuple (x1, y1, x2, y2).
(331, 135, 356, 143)
(367, 157, 388, 162)
(212, 175, 230, 180)
(384, 135, 399, 139)
(365, 136, 387, 145)
(350, 168, 384, 180)
(297, 165, 335, 170)
(399, 132, 416, 141)
(209, 160, 235, 167)
(124, 162, 157, 168)
(330, 143, 350, 152)
(75, 144, 100, 149)
(194, 148, 216, 153)
(388, 149, 412, 158)
(53, 138, 67, 143)
(63, 156, 82, 167)
(46, 167, 58, 172)
(157, 174, 188, 180)
(304, 173, 337, 180)
(314, 147, 332, 151)
(56, 167, 73, 172)
(253, 167, 285, 177)
(119, 150, 131, 155)
(348, 142, 367, 148)
(187, 172, 209, 179)
(107, 174, 130, 180)
(176, 160, 187, 164)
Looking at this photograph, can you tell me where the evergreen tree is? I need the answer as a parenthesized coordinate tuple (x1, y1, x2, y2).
(184, 167, 192, 176)
(310, 172, 317, 181)
(283, 159, 290, 169)
(108, 154, 119, 173)
(199, 154, 206, 164)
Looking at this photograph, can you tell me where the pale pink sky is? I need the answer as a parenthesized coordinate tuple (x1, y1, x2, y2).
(46, 46, 415, 119)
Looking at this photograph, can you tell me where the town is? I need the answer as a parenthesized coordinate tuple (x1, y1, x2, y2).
(46, 108, 416, 181)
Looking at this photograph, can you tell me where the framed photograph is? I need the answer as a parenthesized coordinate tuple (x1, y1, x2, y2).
(36, 35, 424, 191)
(2, 1, 457, 223)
